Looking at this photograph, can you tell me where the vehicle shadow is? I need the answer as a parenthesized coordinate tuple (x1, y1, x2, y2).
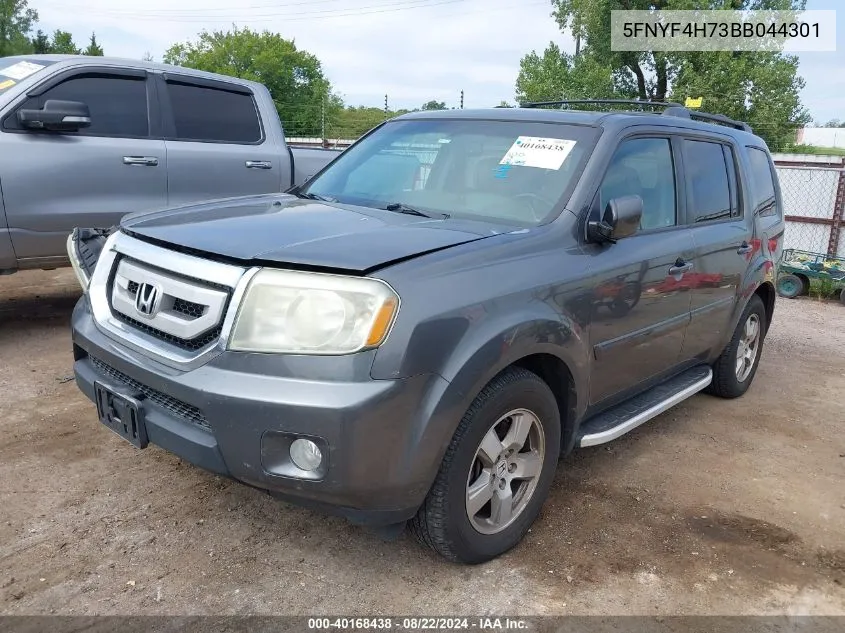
(0, 270, 81, 330)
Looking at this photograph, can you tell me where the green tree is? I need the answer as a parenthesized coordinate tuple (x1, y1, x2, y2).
(83, 32, 103, 56)
(819, 119, 843, 128)
(518, 0, 811, 148)
(29, 28, 49, 53)
(164, 26, 333, 137)
(421, 100, 446, 110)
(0, 0, 38, 57)
(50, 29, 80, 54)
(516, 41, 618, 104)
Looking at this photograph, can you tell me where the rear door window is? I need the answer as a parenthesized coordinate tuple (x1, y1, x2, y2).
(165, 81, 261, 143)
(682, 139, 732, 223)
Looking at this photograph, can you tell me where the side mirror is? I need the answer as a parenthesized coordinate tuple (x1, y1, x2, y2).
(17, 100, 91, 133)
(587, 195, 643, 243)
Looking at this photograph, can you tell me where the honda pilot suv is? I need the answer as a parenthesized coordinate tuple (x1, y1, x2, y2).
(68, 101, 784, 564)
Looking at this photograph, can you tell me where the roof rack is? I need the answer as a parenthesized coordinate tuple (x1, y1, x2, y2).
(523, 99, 683, 110)
(522, 99, 753, 133)
(662, 106, 753, 132)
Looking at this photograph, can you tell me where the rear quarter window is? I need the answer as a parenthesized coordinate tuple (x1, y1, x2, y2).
(746, 147, 779, 217)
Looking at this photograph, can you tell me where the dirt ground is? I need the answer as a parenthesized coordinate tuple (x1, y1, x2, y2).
(1, 269, 844, 617)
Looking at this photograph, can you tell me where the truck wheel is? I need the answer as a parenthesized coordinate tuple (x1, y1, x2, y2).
(409, 367, 560, 564)
(777, 274, 804, 298)
(708, 295, 766, 399)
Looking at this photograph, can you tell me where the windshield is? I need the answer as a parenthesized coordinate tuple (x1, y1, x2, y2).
(302, 118, 598, 227)
(0, 58, 56, 96)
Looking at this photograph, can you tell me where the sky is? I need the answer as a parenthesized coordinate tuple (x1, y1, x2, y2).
(31, 0, 845, 123)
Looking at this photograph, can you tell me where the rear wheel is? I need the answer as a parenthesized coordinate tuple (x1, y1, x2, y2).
(708, 295, 766, 399)
(777, 273, 805, 298)
(409, 367, 560, 564)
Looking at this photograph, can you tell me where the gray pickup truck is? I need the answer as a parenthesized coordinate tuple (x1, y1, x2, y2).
(68, 101, 784, 564)
(0, 54, 338, 275)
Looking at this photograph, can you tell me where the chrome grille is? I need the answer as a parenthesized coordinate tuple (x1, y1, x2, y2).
(109, 258, 230, 352)
(90, 355, 210, 430)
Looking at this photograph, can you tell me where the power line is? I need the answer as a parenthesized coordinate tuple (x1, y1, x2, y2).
(41, 0, 476, 22)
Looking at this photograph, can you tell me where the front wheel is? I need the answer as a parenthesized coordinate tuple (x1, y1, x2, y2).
(409, 367, 561, 564)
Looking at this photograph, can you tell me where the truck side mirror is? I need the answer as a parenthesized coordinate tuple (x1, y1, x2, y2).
(18, 99, 92, 133)
(588, 195, 643, 243)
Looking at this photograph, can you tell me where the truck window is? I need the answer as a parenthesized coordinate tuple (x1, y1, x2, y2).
(600, 138, 676, 230)
(682, 139, 732, 223)
(166, 82, 261, 144)
(5, 74, 148, 137)
(746, 147, 778, 216)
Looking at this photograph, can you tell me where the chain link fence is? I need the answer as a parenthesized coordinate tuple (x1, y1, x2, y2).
(773, 158, 845, 258)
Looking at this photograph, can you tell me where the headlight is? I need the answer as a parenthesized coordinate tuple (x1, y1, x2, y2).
(228, 269, 399, 354)
(66, 231, 90, 292)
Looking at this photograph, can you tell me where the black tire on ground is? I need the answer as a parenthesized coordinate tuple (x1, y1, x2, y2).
(408, 367, 561, 564)
(777, 273, 804, 298)
(708, 294, 767, 399)
(795, 274, 811, 296)
(840, 288, 845, 306)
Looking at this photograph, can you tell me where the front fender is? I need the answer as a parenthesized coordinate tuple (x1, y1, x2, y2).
(386, 309, 590, 507)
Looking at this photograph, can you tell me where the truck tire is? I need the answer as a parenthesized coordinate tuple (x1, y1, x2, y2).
(409, 367, 561, 564)
(777, 273, 804, 298)
(708, 295, 766, 399)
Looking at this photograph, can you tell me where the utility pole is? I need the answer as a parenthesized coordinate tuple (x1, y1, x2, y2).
(321, 94, 326, 145)
(460, 90, 464, 109)
(384, 94, 389, 119)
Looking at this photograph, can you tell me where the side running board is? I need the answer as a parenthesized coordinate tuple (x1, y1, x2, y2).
(577, 365, 713, 447)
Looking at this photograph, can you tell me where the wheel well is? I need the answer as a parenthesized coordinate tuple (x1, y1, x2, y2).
(511, 353, 576, 454)
(755, 281, 775, 333)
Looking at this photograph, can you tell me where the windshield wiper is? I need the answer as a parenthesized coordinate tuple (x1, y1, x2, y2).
(292, 190, 336, 202)
(383, 202, 449, 219)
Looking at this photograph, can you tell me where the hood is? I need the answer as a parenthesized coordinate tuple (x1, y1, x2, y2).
(121, 194, 499, 273)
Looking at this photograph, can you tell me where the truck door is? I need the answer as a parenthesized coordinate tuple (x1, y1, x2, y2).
(0, 68, 167, 265)
(157, 75, 283, 207)
(584, 135, 695, 404)
(677, 138, 753, 360)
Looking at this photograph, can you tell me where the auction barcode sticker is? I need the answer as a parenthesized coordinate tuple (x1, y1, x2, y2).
(499, 137, 576, 170)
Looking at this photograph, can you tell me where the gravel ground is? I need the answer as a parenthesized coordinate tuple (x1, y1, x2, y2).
(1, 269, 844, 616)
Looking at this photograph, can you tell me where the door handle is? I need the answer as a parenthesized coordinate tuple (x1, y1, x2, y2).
(123, 156, 159, 167)
(737, 241, 753, 255)
(245, 160, 272, 169)
(668, 260, 693, 276)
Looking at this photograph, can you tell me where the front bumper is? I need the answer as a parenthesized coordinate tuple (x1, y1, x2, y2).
(71, 297, 448, 526)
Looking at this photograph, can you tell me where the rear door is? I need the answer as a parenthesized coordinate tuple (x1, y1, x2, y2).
(678, 137, 753, 360)
(0, 68, 166, 263)
(158, 75, 282, 206)
(585, 135, 696, 404)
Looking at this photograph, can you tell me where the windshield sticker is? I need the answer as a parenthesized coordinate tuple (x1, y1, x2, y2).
(0, 61, 45, 80)
(499, 136, 576, 170)
(0, 79, 15, 90)
(437, 138, 451, 143)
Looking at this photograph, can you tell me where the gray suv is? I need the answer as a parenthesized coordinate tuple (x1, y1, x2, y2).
(68, 101, 784, 563)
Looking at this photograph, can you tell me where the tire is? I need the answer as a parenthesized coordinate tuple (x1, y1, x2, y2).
(777, 273, 804, 298)
(795, 274, 811, 296)
(409, 367, 561, 564)
(840, 288, 845, 306)
(708, 295, 766, 399)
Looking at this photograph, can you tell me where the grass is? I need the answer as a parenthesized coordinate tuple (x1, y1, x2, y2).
(808, 277, 842, 300)
(778, 144, 845, 156)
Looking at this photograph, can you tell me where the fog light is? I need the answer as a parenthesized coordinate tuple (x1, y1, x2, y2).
(290, 438, 322, 471)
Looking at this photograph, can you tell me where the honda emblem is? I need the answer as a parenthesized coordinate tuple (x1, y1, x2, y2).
(134, 282, 162, 318)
